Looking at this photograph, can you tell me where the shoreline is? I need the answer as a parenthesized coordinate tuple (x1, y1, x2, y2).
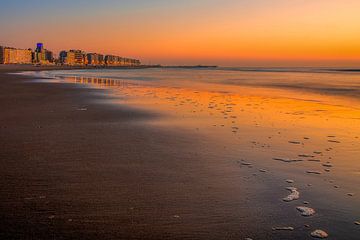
(0, 64, 219, 74)
(0, 64, 163, 73)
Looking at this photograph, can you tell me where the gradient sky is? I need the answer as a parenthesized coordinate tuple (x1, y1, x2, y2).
(1, 0, 360, 66)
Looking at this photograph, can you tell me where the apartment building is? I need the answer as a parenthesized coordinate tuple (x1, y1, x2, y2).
(0, 46, 32, 64)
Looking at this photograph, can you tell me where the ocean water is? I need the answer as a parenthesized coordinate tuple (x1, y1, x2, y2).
(31, 67, 360, 101)
(25, 68, 360, 239)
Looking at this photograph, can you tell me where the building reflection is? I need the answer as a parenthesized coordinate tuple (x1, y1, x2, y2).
(72, 76, 125, 87)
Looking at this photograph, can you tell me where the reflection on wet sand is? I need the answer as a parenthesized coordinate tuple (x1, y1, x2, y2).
(70, 74, 359, 239)
(74, 76, 125, 87)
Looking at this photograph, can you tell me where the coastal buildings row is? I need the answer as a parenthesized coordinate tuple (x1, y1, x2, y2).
(0, 43, 53, 64)
(59, 50, 141, 66)
(0, 43, 141, 66)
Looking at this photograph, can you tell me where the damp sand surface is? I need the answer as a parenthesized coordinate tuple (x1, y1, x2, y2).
(2, 67, 360, 240)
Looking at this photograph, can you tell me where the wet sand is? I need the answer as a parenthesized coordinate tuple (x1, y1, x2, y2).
(1, 66, 359, 239)
(0, 67, 277, 240)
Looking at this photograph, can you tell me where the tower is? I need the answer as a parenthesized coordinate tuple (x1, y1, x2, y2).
(36, 43, 44, 52)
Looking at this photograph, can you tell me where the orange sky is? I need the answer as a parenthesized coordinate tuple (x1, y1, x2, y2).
(1, 0, 360, 66)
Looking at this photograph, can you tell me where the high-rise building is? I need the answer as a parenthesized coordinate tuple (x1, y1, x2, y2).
(87, 53, 104, 66)
(45, 50, 54, 63)
(36, 43, 44, 52)
(72, 50, 87, 65)
(104, 55, 119, 66)
(59, 50, 86, 65)
(104, 55, 140, 66)
(34, 43, 54, 64)
(59, 51, 75, 65)
(0, 46, 32, 64)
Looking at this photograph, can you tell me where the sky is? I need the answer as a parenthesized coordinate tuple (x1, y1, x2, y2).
(1, 0, 360, 66)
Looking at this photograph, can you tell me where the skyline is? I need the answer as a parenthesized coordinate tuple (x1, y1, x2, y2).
(1, 0, 360, 66)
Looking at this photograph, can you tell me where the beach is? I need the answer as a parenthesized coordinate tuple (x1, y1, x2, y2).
(0, 65, 359, 239)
